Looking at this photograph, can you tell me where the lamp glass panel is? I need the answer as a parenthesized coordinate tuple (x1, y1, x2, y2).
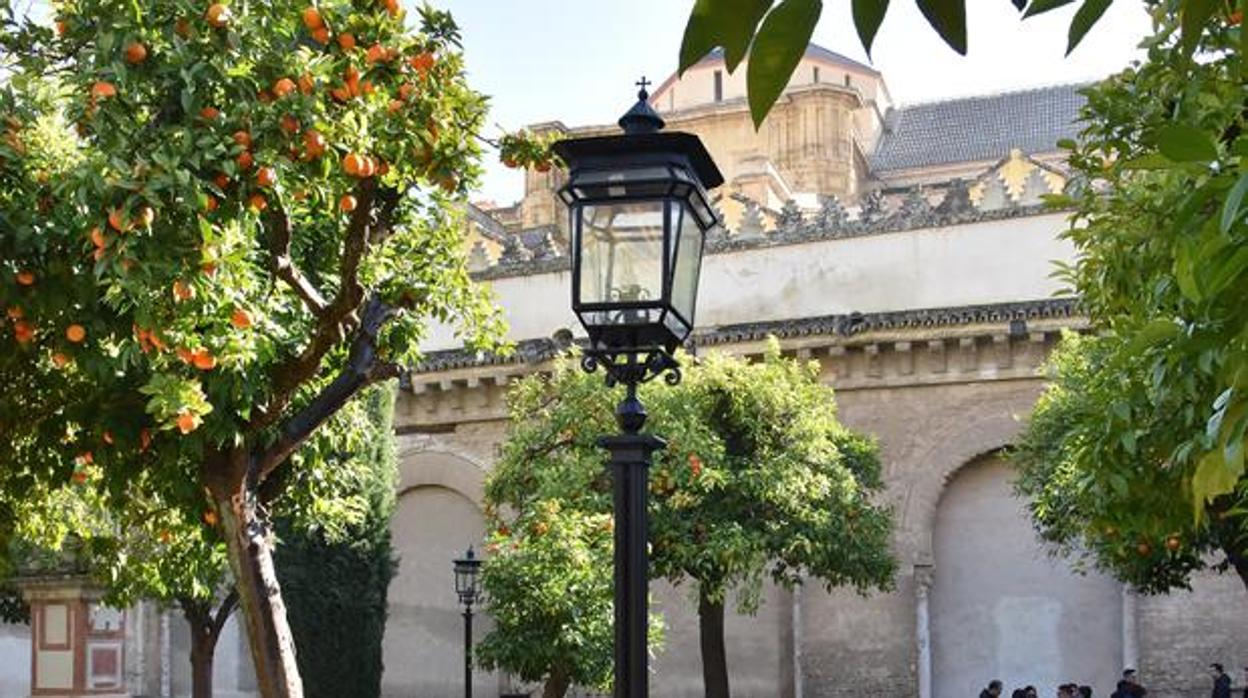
(669, 201, 705, 329)
(578, 201, 666, 307)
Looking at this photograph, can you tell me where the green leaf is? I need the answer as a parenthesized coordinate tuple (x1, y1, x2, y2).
(1127, 319, 1181, 353)
(1180, 0, 1219, 54)
(1193, 448, 1243, 513)
(1121, 153, 1177, 170)
(916, 0, 967, 55)
(852, 0, 890, 56)
(679, 0, 775, 74)
(1174, 238, 1202, 302)
(1066, 0, 1112, 55)
(1156, 123, 1219, 162)
(747, 0, 822, 128)
(1023, 0, 1075, 18)
(1221, 171, 1248, 232)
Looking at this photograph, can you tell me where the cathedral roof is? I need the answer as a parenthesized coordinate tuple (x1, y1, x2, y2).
(870, 83, 1087, 174)
(693, 43, 879, 75)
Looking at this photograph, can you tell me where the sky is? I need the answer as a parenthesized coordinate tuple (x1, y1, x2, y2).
(434, 0, 1154, 206)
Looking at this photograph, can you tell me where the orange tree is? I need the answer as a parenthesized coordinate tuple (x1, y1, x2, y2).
(478, 346, 896, 698)
(0, 2, 505, 695)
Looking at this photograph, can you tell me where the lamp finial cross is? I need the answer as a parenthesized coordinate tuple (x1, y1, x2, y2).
(636, 76, 652, 100)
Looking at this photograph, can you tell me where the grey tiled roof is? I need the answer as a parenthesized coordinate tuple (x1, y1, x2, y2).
(870, 83, 1088, 174)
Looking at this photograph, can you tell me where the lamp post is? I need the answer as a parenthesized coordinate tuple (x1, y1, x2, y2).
(552, 79, 724, 698)
(453, 546, 482, 698)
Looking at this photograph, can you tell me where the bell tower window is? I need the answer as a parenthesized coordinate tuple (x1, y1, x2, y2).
(713, 70, 723, 102)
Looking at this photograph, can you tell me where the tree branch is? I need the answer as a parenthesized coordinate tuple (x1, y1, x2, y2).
(265, 204, 328, 317)
(211, 589, 239, 638)
(253, 295, 401, 483)
(251, 179, 401, 433)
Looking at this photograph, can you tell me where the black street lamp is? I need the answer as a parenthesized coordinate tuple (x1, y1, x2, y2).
(552, 79, 723, 698)
(453, 546, 482, 698)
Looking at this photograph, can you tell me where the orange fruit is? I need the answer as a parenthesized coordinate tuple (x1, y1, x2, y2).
(65, 324, 86, 343)
(299, 73, 315, 95)
(280, 114, 300, 134)
(203, 195, 218, 212)
(199, 106, 220, 120)
(339, 194, 358, 212)
(383, 0, 400, 17)
(366, 43, 387, 64)
(159, 530, 172, 544)
(71, 470, 89, 485)
(387, 99, 403, 114)
(91, 81, 117, 100)
(202, 508, 218, 525)
(102, 431, 114, 445)
(205, 3, 231, 28)
(51, 352, 70, 368)
(5, 306, 22, 320)
(398, 83, 414, 100)
(342, 152, 364, 176)
(107, 208, 128, 232)
(1165, 535, 1181, 552)
(535, 161, 552, 173)
(139, 428, 151, 451)
(176, 411, 198, 434)
(213, 172, 230, 190)
(90, 226, 107, 248)
(125, 42, 148, 64)
(15, 270, 35, 286)
(236, 150, 253, 170)
(174, 18, 192, 38)
(55, 20, 67, 36)
(360, 80, 375, 95)
(248, 193, 267, 211)
(232, 130, 252, 148)
(1231, 9, 1243, 25)
(173, 280, 195, 302)
(1136, 542, 1152, 557)
(13, 320, 34, 344)
(256, 166, 277, 187)
(192, 349, 216, 370)
(409, 51, 434, 77)
(303, 129, 326, 157)
(330, 85, 351, 103)
(177, 346, 195, 364)
(337, 32, 356, 51)
(311, 27, 330, 44)
(301, 6, 324, 30)
(273, 77, 296, 97)
(230, 308, 252, 329)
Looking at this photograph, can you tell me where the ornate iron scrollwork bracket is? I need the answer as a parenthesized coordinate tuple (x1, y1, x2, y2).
(580, 347, 682, 389)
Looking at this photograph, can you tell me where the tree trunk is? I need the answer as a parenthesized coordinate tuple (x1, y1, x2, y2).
(542, 664, 572, 698)
(206, 451, 304, 698)
(188, 621, 216, 698)
(698, 589, 730, 698)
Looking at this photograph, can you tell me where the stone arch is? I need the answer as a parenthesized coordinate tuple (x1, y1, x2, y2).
(928, 453, 1123, 697)
(903, 405, 1021, 566)
(383, 450, 497, 696)
(396, 448, 486, 505)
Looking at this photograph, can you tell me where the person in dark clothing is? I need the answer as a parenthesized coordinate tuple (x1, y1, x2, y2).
(1012, 690, 1028, 698)
(1123, 669, 1147, 697)
(1079, 686, 1093, 698)
(981, 680, 1003, 698)
(1212, 663, 1232, 698)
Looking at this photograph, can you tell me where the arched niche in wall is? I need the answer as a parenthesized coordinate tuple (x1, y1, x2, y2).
(382, 450, 495, 697)
(928, 453, 1121, 698)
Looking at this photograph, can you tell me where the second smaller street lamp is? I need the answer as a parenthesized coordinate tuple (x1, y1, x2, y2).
(453, 546, 482, 606)
(553, 81, 724, 385)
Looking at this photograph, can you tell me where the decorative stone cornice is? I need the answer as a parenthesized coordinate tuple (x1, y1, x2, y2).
(470, 179, 1065, 281)
(397, 298, 1083, 429)
(410, 297, 1079, 376)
